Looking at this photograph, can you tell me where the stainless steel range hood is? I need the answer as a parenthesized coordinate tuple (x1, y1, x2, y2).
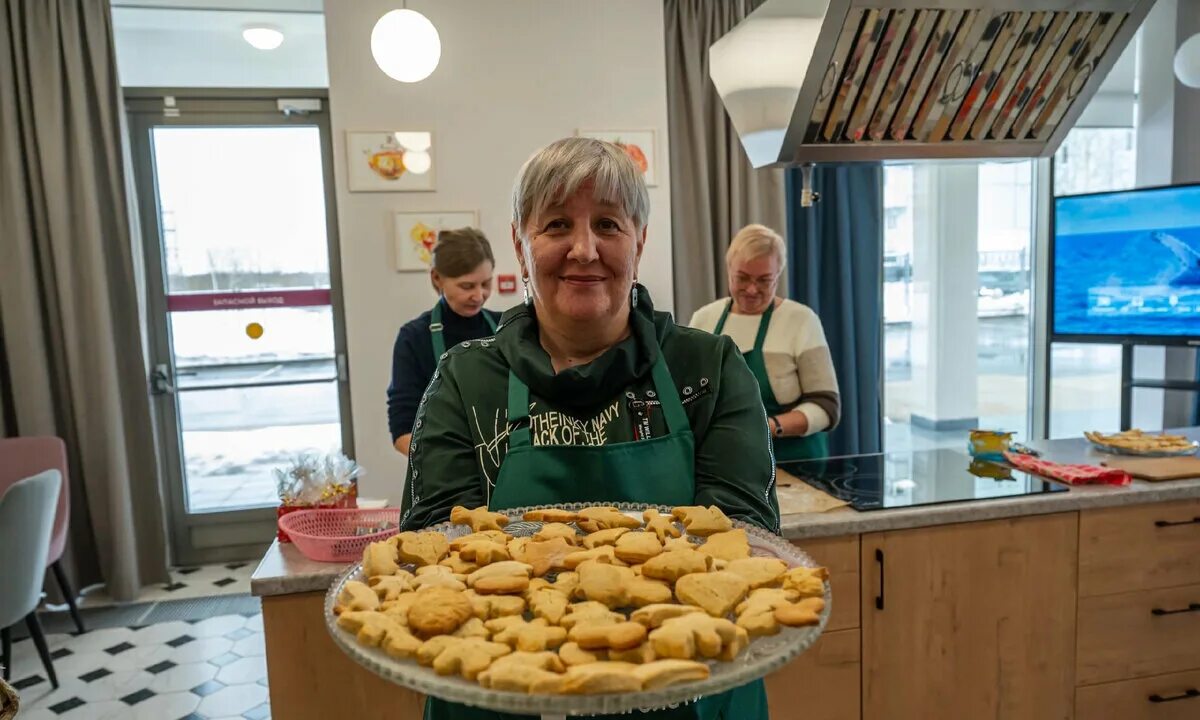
(710, 0, 1156, 167)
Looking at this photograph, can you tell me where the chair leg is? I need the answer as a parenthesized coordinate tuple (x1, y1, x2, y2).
(51, 560, 86, 634)
(24, 612, 58, 689)
(1, 626, 10, 682)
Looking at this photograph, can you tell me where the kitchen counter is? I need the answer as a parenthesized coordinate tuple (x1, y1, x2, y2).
(252, 431, 1200, 597)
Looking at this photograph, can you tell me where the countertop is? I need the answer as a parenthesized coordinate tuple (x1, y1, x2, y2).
(251, 431, 1200, 598)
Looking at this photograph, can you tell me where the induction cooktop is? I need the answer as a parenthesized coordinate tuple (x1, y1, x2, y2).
(779, 449, 1068, 512)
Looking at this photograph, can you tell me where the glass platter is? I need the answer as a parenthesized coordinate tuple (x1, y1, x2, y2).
(1086, 438, 1200, 457)
(324, 502, 831, 716)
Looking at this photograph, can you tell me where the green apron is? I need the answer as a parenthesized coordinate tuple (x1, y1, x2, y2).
(430, 299, 498, 362)
(713, 300, 828, 463)
(424, 350, 768, 720)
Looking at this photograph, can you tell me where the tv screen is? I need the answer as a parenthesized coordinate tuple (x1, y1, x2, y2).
(1052, 183, 1200, 344)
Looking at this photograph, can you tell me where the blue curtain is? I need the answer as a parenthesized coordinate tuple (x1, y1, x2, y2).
(785, 164, 884, 456)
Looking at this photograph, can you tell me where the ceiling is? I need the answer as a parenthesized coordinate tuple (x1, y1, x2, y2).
(112, 0, 322, 11)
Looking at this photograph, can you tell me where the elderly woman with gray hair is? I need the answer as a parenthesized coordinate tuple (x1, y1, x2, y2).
(690, 224, 840, 462)
(401, 137, 777, 720)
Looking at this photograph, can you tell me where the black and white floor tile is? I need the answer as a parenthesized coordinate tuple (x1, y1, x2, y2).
(77, 563, 257, 609)
(8, 612, 269, 720)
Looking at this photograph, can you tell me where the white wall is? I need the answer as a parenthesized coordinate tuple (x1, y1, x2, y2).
(322, 0, 674, 499)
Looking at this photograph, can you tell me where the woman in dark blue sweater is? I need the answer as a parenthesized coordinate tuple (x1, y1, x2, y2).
(387, 228, 501, 455)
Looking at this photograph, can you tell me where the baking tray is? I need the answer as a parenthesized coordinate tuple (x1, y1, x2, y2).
(324, 502, 831, 716)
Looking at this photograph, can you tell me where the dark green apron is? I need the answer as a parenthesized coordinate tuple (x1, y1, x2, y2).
(424, 351, 768, 720)
(430, 300, 498, 362)
(712, 300, 828, 463)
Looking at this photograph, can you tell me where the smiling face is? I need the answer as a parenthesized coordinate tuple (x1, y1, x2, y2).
(513, 180, 646, 325)
(728, 253, 781, 315)
(433, 260, 493, 317)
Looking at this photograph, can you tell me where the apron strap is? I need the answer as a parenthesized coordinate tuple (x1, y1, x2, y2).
(483, 310, 498, 333)
(430, 301, 446, 362)
(752, 300, 776, 351)
(506, 371, 532, 449)
(712, 299, 733, 335)
(650, 352, 688, 435)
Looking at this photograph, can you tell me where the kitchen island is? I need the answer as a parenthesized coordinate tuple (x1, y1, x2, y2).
(252, 433, 1200, 719)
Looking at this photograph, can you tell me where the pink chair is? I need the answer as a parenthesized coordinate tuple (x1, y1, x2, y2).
(0, 437, 84, 634)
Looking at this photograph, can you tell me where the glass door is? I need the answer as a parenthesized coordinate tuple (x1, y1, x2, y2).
(127, 91, 352, 565)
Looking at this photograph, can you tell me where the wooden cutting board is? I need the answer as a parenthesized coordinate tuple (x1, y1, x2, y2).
(1100, 455, 1200, 481)
(775, 467, 850, 514)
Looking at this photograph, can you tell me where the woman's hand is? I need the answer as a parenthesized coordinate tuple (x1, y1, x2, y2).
(395, 434, 412, 456)
(770, 411, 810, 438)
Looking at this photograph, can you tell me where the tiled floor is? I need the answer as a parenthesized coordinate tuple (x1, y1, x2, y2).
(7, 612, 269, 720)
(76, 562, 257, 610)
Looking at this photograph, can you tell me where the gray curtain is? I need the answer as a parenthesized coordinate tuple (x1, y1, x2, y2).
(0, 0, 169, 600)
(786, 165, 884, 456)
(664, 0, 787, 321)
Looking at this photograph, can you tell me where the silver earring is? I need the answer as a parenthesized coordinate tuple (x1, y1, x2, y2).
(631, 282, 639, 307)
(522, 276, 531, 306)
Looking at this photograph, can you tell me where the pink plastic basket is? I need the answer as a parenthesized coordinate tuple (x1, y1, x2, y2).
(277, 508, 402, 562)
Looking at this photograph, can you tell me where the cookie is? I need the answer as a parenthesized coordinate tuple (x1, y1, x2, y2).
(725, 557, 788, 590)
(649, 614, 748, 661)
(381, 591, 422, 624)
(614, 531, 664, 564)
(630, 604, 706, 629)
(458, 539, 511, 565)
(643, 509, 682, 543)
(544, 661, 642, 694)
(392, 531, 450, 566)
(450, 505, 510, 532)
(527, 586, 571, 625)
(417, 636, 511, 680)
(362, 541, 400, 578)
(560, 601, 625, 630)
(671, 505, 733, 536)
(568, 621, 647, 651)
(697, 529, 751, 562)
(551, 571, 580, 597)
(675, 570, 750, 617)
(477, 652, 567, 692)
(576, 506, 641, 533)
(474, 575, 530, 595)
(407, 587, 473, 637)
(467, 561, 534, 589)
(509, 536, 574, 576)
(438, 551, 480, 575)
(336, 610, 407, 648)
(582, 527, 631, 549)
(575, 560, 635, 608)
(564, 545, 625, 569)
(775, 597, 825, 627)
(452, 617, 492, 640)
(369, 573, 415, 601)
(628, 577, 674, 607)
(782, 566, 829, 598)
(449, 530, 510, 551)
(607, 642, 657, 664)
(463, 589, 526, 620)
(486, 616, 568, 652)
(641, 549, 713, 583)
(633, 659, 710, 690)
(335, 580, 379, 614)
(411, 566, 468, 592)
(735, 588, 803, 637)
(532, 522, 581, 545)
(662, 536, 697, 552)
(523, 508, 579, 524)
(558, 641, 606, 666)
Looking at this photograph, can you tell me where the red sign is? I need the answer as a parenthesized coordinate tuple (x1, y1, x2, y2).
(166, 289, 332, 312)
(497, 274, 517, 294)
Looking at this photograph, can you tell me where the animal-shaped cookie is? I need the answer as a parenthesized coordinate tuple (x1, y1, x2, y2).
(576, 506, 641, 533)
(575, 560, 636, 608)
(696, 529, 751, 562)
(477, 652, 567, 692)
(532, 522, 580, 545)
(649, 614, 749, 661)
(463, 589, 526, 620)
(411, 565, 467, 591)
(526, 585, 571, 624)
(641, 549, 712, 583)
(407, 586, 473, 637)
(452, 617, 492, 640)
(582, 527, 631, 549)
(725, 557, 788, 590)
(735, 587, 802, 637)
(438, 551, 480, 575)
(642, 509, 682, 543)
(458, 539, 511, 565)
(522, 508, 579, 524)
(670, 505, 733, 536)
(782, 566, 829, 598)
(509, 536, 574, 576)
(634, 659, 711, 690)
(564, 544, 625, 569)
(559, 601, 625, 630)
(467, 560, 533, 595)
(417, 636, 512, 680)
(538, 662, 642, 694)
(391, 530, 450, 566)
(628, 577, 674, 607)
(362, 541, 400, 578)
(449, 530, 510, 551)
(674, 570, 750, 617)
(337, 611, 423, 658)
(558, 641, 606, 666)
(450, 505, 511, 532)
(614, 531, 664, 564)
(486, 616, 568, 652)
(334, 580, 379, 614)
(568, 621, 647, 651)
(608, 642, 657, 664)
(630, 603, 706, 629)
(368, 572, 415, 601)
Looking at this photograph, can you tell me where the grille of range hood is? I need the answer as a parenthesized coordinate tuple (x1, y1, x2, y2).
(710, 0, 1155, 166)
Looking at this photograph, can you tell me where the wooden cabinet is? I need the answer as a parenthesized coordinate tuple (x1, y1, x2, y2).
(794, 535, 860, 632)
(1079, 500, 1200, 597)
(766, 629, 860, 720)
(1078, 583, 1200, 685)
(1076, 668, 1200, 720)
(861, 513, 1078, 720)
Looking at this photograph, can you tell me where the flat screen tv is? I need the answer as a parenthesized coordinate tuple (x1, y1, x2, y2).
(1052, 182, 1200, 345)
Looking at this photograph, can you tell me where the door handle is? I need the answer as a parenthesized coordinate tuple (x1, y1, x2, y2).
(151, 363, 176, 394)
(1151, 602, 1200, 616)
(1147, 688, 1199, 703)
(874, 548, 885, 610)
(1155, 517, 1200, 528)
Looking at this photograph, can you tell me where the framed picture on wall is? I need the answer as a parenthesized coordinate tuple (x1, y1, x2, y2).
(576, 129, 657, 186)
(346, 131, 435, 192)
(393, 210, 479, 272)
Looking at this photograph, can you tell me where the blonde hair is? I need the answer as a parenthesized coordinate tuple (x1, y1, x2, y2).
(726, 224, 786, 269)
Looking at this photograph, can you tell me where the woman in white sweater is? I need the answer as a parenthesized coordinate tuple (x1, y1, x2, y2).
(689, 224, 840, 461)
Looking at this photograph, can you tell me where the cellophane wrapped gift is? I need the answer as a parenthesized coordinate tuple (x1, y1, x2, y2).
(275, 453, 363, 542)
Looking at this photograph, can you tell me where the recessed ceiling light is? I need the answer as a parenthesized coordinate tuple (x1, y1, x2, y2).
(243, 25, 284, 51)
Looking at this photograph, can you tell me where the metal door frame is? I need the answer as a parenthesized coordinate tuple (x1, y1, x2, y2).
(125, 88, 354, 566)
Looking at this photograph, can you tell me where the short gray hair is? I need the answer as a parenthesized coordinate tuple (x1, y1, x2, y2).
(726, 224, 787, 269)
(511, 137, 650, 239)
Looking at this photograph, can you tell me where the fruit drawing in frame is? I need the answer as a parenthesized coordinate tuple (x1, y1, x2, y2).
(577, 130, 656, 186)
(347, 131, 434, 192)
(393, 211, 477, 272)
(614, 139, 649, 174)
(410, 222, 438, 266)
(367, 141, 407, 180)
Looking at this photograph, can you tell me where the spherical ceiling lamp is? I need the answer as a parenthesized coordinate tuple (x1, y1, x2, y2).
(393, 131, 432, 152)
(242, 25, 284, 51)
(1175, 33, 1200, 89)
(371, 9, 441, 83)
